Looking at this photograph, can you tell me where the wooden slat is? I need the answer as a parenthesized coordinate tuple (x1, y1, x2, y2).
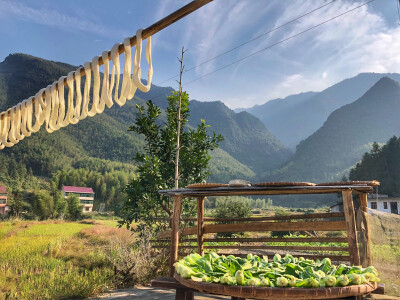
(203, 220, 347, 234)
(202, 245, 349, 251)
(342, 190, 361, 265)
(358, 193, 372, 267)
(159, 185, 373, 197)
(197, 197, 205, 255)
(170, 195, 182, 277)
(216, 252, 352, 262)
(152, 212, 345, 222)
(153, 237, 348, 243)
(157, 220, 346, 239)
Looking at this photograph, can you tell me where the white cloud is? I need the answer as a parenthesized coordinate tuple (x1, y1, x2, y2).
(0, 0, 130, 38)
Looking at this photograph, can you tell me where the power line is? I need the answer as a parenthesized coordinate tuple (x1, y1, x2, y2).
(149, 0, 376, 101)
(156, 0, 338, 86)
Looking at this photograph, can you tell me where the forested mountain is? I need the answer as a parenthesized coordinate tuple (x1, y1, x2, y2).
(0, 53, 291, 197)
(349, 137, 400, 196)
(188, 100, 292, 174)
(241, 73, 400, 149)
(270, 77, 400, 182)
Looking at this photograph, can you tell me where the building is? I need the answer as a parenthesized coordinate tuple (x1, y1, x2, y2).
(330, 193, 399, 215)
(0, 186, 7, 215)
(367, 194, 399, 214)
(62, 186, 94, 213)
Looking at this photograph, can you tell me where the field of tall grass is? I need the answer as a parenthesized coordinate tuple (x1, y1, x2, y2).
(0, 219, 135, 299)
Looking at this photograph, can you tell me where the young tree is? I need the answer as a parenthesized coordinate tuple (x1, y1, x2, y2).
(66, 194, 83, 221)
(32, 190, 54, 220)
(120, 92, 223, 232)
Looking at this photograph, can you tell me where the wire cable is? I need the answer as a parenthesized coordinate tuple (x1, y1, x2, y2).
(148, 0, 376, 101)
(155, 0, 338, 86)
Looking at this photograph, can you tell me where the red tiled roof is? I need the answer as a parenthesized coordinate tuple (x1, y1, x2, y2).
(62, 186, 94, 193)
(0, 186, 7, 193)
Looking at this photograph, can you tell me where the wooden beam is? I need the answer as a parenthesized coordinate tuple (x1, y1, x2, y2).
(177, 237, 348, 243)
(158, 220, 347, 239)
(357, 194, 373, 267)
(342, 190, 361, 265)
(1, 0, 214, 117)
(159, 185, 373, 197)
(169, 195, 182, 277)
(197, 197, 205, 255)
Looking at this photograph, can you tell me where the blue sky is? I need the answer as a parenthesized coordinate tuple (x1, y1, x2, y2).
(0, 0, 399, 108)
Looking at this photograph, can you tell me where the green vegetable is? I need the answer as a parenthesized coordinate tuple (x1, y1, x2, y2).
(323, 275, 336, 287)
(336, 275, 350, 287)
(235, 270, 245, 285)
(348, 274, 361, 285)
(176, 252, 380, 288)
(276, 276, 289, 287)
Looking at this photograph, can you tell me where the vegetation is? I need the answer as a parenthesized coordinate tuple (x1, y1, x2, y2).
(120, 92, 223, 232)
(271, 77, 400, 183)
(213, 198, 252, 237)
(349, 136, 400, 196)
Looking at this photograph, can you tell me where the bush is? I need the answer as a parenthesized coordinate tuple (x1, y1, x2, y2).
(213, 198, 251, 237)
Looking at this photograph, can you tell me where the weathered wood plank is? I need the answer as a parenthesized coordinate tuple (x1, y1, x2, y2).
(342, 190, 361, 265)
(216, 252, 352, 262)
(158, 220, 347, 239)
(152, 212, 345, 222)
(197, 197, 205, 255)
(203, 220, 347, 234)
(170, 195, 182, 277)
(158, 185, 372, 197)
(358, 193, 372, 267)
(179, 237, 348, 243)
(203, 245, 349, 251)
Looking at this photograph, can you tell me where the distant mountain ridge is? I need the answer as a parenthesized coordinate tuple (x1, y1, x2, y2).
(241, 73, 400, 149)
(270, 77, 400, 182)
(0, 53, 291, 185)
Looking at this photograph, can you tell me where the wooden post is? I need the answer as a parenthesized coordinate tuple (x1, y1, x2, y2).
(342, 190, 361, 265)
(197, 197, 205, 255)
(170, 195, 182, 277)
(358, 193, 372, 266)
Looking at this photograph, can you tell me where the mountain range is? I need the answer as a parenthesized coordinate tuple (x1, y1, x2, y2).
(0, 53, 290, 185)
(2, 53, 400, 207)
(239, 73, 400, 150)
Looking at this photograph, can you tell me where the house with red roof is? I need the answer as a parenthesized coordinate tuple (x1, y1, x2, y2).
(62, 186, 95, 213)
(0, 186, 8, 215)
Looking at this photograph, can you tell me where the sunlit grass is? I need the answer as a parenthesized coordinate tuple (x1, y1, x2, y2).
(0, 221, 116, 299)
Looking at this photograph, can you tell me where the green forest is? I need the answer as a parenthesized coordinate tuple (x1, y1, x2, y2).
(349, 136, 400, 196)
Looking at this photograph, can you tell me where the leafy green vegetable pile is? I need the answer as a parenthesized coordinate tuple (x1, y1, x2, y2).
(175, 253, 380, 288)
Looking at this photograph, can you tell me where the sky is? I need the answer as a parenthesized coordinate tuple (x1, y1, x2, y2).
(0, 0, 399, 109)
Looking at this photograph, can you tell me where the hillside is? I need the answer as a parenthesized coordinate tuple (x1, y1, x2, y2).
(271, 77, 400, 182)
(188, 100, 292, 174)
(0, 53, 291, 188)
(242, 73, 400, 149)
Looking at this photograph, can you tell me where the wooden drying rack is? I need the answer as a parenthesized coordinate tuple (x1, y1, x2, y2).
(157, 185, 374, 278)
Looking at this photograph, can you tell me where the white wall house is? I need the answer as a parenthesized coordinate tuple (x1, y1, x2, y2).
(367, 194, 399, 214)
(62, 186, 95, 213)
(331, 194, 400, 215)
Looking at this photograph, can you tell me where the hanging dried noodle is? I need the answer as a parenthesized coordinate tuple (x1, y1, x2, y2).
(0, 29, 152, 149)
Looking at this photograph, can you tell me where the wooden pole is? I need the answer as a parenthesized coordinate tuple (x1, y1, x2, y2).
(197, 197, 205, 255)
(342, 190, 361, 265)
(170, 195, 182, 277)
(174, 47, 186, 189)
(357, 193, 372, 266)
(0, 0, 214, 118)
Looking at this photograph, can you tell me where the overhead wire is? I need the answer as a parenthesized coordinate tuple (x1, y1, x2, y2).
(155, 0, 338, 86)
(146, 0, 376, 102)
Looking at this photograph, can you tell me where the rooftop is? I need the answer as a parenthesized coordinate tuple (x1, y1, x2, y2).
(0, 186, 7, 193)
(62, 186, 94, 194)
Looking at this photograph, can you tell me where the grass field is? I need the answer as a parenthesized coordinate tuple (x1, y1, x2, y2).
(0, 219, 133, 300)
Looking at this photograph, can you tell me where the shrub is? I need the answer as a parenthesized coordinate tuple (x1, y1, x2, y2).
(213, 198, 251, 237)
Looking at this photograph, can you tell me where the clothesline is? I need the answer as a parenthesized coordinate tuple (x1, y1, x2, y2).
(0, 0, 213, 119)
